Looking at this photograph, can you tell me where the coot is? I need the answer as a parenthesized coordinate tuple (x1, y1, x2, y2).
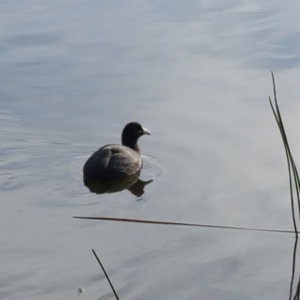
(83, 122, 151, 182)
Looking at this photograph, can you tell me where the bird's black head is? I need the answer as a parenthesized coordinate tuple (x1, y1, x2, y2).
(121, 122, 151, 152)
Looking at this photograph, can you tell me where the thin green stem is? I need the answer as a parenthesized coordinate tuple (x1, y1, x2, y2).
(92, 249, 120, 300)
(269, 72, 298, 237)
(74, 216, 299, 234)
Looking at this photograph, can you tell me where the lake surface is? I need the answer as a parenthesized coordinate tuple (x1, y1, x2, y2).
(1, 1, 300, 299)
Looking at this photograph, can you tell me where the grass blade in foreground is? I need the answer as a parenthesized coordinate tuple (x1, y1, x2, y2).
(92, 249, 120, 300)
(74, 216, 298, 234)
(269, 72, 300, 237)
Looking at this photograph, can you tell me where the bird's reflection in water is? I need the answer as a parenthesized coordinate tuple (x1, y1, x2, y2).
(84, 172, 153, 197)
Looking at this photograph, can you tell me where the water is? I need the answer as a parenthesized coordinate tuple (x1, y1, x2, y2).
(1, 1, 300, 299)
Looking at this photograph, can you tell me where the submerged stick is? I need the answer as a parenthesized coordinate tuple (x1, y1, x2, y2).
(74, 216, 298, 234)
(92, 249, 120, 300)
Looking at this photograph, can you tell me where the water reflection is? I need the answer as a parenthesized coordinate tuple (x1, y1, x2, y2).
(289, 238, 300, 299)
(84, 173, 153, 197)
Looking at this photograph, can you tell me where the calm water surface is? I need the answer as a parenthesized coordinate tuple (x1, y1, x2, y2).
(1, 1, 300, 299)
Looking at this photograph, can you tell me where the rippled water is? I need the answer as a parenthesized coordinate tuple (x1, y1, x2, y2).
(1, 1, 300, 299)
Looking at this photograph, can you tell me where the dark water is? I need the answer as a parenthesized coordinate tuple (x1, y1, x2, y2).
(1, 1, 300, 299)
